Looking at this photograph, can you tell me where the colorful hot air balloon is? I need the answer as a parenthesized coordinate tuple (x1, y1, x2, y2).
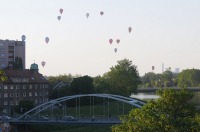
(57, 16, 61, 21)
(59, 8, 63, 14)
(45, 37, 49, 44)
(116, 39, 120, 44)
(152, 66, 155, 71)
(114, 48, 117, 53)
(128, 27, 132, 33)
(100, 11, 104, 15)
(109, 39, 113, 44)
(86, 13, 89, 18)
(41, 61, 46, 67)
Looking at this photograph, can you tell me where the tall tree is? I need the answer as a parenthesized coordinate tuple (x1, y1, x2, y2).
(93, 75, 110, 94)
(178, 69, 200, 88)
(106, 59, 141, 96)
(70, 75, 94, 94)
(112, 89, 200, 132)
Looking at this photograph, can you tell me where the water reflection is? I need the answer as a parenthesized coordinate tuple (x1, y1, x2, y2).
(131, 93, 159, 100)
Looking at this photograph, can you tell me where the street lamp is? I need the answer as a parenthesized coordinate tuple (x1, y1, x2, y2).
(20, 107, 27, 114)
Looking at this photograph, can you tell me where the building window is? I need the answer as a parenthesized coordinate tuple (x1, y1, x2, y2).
(16, 93, 19, 97)
(23, 92, 26, 97)
(40, 99, 42, 103)
(10, 101, 14, 105)
(16, 101, 19, 105)
(10, 85, 14, 89)
(29, 85, 32, 89)
(35, 84, 37, 89)
(40, 92, 42, 96)
(16, 85, 19, 89)
(29, 92, 32, 97)
(10, 93, 14, 97)
(35, 99, 38, 104)
(4, 101, 8, 105)
(4, 93, 8, 97)
(4, 85, 7, 89)
(0, 53, 5, 57)
(35, 92, 37, 96)
(23, 85, 26, 89)
(46, 91, 48, 95)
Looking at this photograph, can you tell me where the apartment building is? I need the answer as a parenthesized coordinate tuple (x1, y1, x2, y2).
(0, 63, 49, 115)
(0, 39, 25, 69)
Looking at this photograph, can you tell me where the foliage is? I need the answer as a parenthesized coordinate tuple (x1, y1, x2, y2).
(93, 75, 110, 94)
(0, 70, 7, 82)
(47, 74, 74, 84)
(70, 75, 94, 94)
(140, 70, 178, 88)
(178, 69, 200, 88)
(14, 100, 34, 114)
(105, 59, 141, 96)
(112, 89, 200, 132)
(13, 56, 23, 70)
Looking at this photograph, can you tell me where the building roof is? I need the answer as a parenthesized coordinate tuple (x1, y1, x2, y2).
(3, 69, 48, 84)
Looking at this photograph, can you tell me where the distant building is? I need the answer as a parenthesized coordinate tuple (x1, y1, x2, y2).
(0, 63, 49, 115)
(174, 68, 180, 73)
(0, 39, 25, 69)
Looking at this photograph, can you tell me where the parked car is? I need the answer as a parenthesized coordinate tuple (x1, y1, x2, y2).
(34, 116, 49, 121)
(2, 115, 11, 120)
(62, 116, 77, 121)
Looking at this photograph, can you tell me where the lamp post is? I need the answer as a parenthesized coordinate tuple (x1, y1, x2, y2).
(20, 107, 27, 114)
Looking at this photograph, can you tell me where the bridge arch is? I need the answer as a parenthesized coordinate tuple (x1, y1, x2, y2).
(17, 94, 145, 120)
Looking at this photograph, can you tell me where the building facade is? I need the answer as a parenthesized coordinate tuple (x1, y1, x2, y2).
(0, 39, 25, 69)
(0, 63, 49, 115)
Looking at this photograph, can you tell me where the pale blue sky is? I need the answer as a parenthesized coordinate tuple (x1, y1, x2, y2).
(0, 0, 200, 77)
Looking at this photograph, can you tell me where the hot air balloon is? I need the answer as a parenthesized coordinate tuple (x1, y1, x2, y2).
(45, 37, 49, 44)
(86, 13, 89, 18)
(152, 66, 155, 71)
(116, 39, 120, 44)
(100, 11, 104, 15)
(57, 16, 61, 21)
(128, 27, 132, 33)
(41, 61, 46, 67)
(109, 39, 113, 44)
(59, 8, 63, 14)
(114, 48, 117, 53)
(21, 35, 26, 41)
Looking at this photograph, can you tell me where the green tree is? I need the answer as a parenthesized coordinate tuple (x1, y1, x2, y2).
(0, 70, 7, 82)
(106, 59, 141, 96)
(47, 74, 74, 84)
(14, 100, 34, 114)
(140, 72, 162, 88)
(178, 69, 200, 88)
(70, 75, 94, 94)
(93, 75, 110, 93)
(112, 89, 200, 132)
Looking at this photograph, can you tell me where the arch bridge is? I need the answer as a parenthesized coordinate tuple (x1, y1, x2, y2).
(10, 94, 145, 125)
